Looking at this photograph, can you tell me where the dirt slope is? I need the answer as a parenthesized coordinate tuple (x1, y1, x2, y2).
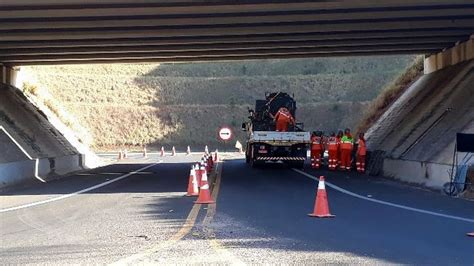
(20, 56, 415, 151)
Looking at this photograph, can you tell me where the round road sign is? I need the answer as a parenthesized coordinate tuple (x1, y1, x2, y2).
(219, 127, 232, 141)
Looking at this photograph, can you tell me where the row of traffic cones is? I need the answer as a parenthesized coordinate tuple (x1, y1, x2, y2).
(117, 150, 128, 160)
(118, 148, 333, 221)
(186, 151, 219, 204)
(118, 145, 215, 160)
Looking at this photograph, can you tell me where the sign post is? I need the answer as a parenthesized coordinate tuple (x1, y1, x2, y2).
(218, 127, 232, 152)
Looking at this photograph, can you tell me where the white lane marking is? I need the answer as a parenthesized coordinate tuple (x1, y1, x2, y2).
(293, 169, 474, 224)
(0, 126, 33, 160)
(0, 161, 162, 213)
(33, 158, 47, 183)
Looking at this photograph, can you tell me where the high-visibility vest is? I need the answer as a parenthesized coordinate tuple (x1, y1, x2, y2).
(340, 135, 353, 150)
(275, 108, 294, 123)
(311, 136, 322, 150)
(328, 137, 338, 151)
(357, 139, 367, 156)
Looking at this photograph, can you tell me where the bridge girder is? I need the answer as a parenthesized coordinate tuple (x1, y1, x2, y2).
(0, 0, 472, 65)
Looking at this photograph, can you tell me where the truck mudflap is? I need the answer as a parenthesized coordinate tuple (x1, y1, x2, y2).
(255, 156, 306, 161)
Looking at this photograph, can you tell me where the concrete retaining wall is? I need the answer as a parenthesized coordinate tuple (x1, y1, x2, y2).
(38, 154, 84, 178)
(366, 59, 473, 192)
(0, 82, 104, 190)
(0, 154, 87, 190)
(383, 158, 452, 189)
(0, 159, 38, 188)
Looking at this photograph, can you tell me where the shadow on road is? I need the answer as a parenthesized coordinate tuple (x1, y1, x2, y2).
(205, 159, 474, 265)
(0, 162, 191, 196)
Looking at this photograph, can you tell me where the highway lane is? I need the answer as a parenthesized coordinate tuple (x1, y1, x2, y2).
(209, 159, 474, 264)
(1, 153, 473, 264)
(0, 155, 200, 264)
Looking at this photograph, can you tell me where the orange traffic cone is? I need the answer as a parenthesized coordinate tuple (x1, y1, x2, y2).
(205, 145, 209, 155)
(203, 157, 210, 173)
(196, 163, 203, 187)
(214, 149, 219, 162)
(186, 146, 191, 156)
(118, 151, 123, 160)
(308, 176, 335, 218)
(186, 165, 199, 196)
(172, 146, 176, 156)
(143, 146, 148, 158)
(195, 169, 215, 204)
(160, 146, 165, 157)
(467, 232, 474, 237)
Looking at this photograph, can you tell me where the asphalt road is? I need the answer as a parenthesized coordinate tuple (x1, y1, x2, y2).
(1, 152, 473, 265)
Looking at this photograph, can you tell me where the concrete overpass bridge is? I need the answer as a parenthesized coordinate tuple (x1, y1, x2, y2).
(0, 0, 472, 66)
(0, 0, 473, 191)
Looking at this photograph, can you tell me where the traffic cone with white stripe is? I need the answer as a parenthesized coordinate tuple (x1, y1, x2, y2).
(172, 146, 176, 156)
(195, 168, 215, 204)
(202, 157, 209, 173)
(186, 165, 199, 196)
(186, 146, 191, 156)
(214, 149, 219, 162)
(308, 176, 335, 218)
(194, 163, 202, 187)
(208, 155, 214, 170)
(160, 146, 165, 157)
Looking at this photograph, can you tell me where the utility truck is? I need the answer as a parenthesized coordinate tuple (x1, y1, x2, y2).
(242, 92, 310, 168)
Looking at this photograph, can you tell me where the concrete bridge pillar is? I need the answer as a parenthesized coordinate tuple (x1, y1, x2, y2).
(0, 65, 20, 87)
(424, 36, 474, 74)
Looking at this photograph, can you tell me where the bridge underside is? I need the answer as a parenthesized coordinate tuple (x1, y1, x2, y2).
(0, 0, 473, 65)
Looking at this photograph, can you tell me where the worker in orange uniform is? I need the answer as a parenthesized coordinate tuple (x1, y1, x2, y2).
(327, 132, 338, 170)
(274, 107, 295, 132)
(336, 130, 343, 167)
(340, 128, 354, 171)
(310, 131, 324, 169)
(356, 132, 367, 173)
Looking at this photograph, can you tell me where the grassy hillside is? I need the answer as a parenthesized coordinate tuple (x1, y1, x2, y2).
(20, 56, 416, 151)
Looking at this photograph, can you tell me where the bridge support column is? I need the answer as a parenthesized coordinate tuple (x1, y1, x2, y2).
(0, 65, 20, 87)
(424, 36, 474, 74)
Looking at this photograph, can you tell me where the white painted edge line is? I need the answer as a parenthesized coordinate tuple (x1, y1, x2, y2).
(0, 126, 33, 160)
(34, 158, 47, 183)
(1, 126, 46, 183)
(0, 161, 162, 213)
(293, 169, 474, 224)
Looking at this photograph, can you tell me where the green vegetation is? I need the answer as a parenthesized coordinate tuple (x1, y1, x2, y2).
(21, 56, 416, 151)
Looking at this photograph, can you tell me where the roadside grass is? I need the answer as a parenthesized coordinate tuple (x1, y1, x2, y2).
(356, 56, 424, 134)
(21, 56, 416, 151)
(21, 82, 93, 146)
